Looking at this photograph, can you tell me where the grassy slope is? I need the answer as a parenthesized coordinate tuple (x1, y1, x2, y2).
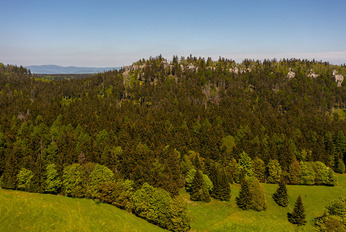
(186, 174, 346, 232)
(0, 189, 165, 232)
(1, 175, 344, 232)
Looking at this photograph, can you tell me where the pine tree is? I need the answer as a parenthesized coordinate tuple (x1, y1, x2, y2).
(236, 178, 252, 210)
(211, 167, 231, 201)
(288, 195, 307, 226)
(190, 169, 210, 202)
(273, 180, 288, 207)
(1, 152, 19, 189)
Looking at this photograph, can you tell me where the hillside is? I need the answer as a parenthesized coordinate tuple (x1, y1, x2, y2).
(1, 175, 345, 231)
(0, 188, 165, 232)
(187, 174, 346, 231)
(0, 57, 345, 231)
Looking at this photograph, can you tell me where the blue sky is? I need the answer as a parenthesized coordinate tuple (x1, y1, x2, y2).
(1, 0, 346, 66)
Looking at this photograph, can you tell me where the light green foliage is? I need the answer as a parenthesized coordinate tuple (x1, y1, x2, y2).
(181, 155, 194, 174)
(169, 195, 190, 232)
(313, 161, 333, 185)
(237, 151, 252, 180)
(314, 197, 346, 231)
(299, 161, 316, 185)
(326, 197, 346, 218)
(63, 163, 86, 197)
(132, 183, 176, 229)
(185, 169, 213, 192)
(193, 121, 201, 134)
(42, 142, 58, 164)
(95, 129, 109, 146)
(249, 178, 267, 211)
(220, 135, 236, 154)
(17, 168, 34, 191)
(45, 164, 62, 194)
(87, 164, 114, 199)
(266, 159, 282, 183)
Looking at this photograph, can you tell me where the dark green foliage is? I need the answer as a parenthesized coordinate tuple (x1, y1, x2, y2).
(190, 170, 211, 202)
(272, 180, 288, 207)
(98, 179, 135, 211)
(185, 169, 213, 193)
(210, 164, 231, 201)
(288, 195, 307, 226)
(252, 157, 265, 183)
(236, 178, 252, 210)
(236, 177, 266, 211)
(29, 157, 46, 193)
(335, 159, 345, 174)
(1, 152, 19, 189)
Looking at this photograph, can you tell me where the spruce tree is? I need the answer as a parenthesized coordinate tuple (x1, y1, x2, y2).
(1, 152, 19, 189)
(211, 167, 231, 201)
(288, 195, 307, 226)
(190, 169, 210, 202)
(273, 180, 288, 207)
(236, 177, 252, 210)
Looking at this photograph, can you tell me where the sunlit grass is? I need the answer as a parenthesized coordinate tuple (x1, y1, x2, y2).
(0, 189, 165, 232)
(186, 174, 346, 232)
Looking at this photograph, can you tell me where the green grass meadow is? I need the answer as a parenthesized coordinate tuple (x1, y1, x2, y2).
(0, 188, 165, 232)
(186, 174, 346, 232)
(0, 175, 345, 232)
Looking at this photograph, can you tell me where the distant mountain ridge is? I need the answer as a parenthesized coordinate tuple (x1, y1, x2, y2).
(25, 65, 120, 74)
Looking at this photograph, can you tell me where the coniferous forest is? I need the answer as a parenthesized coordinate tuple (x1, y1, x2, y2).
(0, 56, 346, 231)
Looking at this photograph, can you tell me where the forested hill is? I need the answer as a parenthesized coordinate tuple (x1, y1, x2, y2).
(0, 56, 345, 194)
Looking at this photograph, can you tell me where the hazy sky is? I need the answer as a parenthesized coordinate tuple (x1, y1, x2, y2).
(1, 0, 346, 67)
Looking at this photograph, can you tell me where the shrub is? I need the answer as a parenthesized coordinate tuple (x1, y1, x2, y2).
(314, 197, 346, 231)
(298, 161, 315, 185)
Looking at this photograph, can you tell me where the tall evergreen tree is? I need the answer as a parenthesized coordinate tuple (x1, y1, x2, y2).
(190, 169, 210, 202)
(288, 195, 307, 226)
(211, 165, 231, 201)
(1, 152, 19, 189)
(236, 177, 252, 210)
(272, 180, 288, 207)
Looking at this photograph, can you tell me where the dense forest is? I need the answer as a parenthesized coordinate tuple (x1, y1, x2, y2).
(0, 56, 345, 231)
